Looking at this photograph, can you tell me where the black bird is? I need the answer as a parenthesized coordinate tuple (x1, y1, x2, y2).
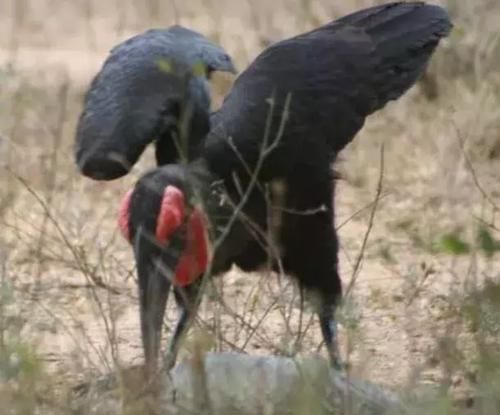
(99, 2, 453, 376)
(75, 25, 236, 180)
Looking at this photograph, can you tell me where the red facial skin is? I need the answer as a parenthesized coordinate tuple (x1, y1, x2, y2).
(156, 186, 185, 244)
(118, 188, 133, 241)
(118, 185, 209, 287)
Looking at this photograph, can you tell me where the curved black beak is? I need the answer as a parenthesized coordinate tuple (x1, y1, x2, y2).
(134, 226, 185, 377)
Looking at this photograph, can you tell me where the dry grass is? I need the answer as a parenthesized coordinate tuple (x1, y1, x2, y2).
(1, 0, 500, 413)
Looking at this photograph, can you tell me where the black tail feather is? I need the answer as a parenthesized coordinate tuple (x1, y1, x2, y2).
(341, 2, 452, 107)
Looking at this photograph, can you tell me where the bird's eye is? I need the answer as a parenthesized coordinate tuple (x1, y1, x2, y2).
(206, 65, 216, 79)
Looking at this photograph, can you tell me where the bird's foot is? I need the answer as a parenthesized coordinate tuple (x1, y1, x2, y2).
(162, 349, 178, 373)
(161, 351, 179, 404)
(322, 318, 348, 372)
(326, 339, 345, 371)
(329, 351, 348, 372)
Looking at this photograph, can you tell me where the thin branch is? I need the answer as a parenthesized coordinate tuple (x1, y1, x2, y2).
(345, 144, 385, 297)
(452, 120, 499, 212)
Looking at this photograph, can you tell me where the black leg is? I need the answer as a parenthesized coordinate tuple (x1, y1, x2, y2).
(163, 279, 202, 371)
(275, 163, 344, 369)
(318, 306, 343, 370)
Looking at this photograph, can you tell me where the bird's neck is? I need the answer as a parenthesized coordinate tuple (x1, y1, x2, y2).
(184, 158, 234, 240)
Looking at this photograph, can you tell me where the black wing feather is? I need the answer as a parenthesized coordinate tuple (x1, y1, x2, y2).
(205, 2, 452, 179)
(75, 26, 236, 180)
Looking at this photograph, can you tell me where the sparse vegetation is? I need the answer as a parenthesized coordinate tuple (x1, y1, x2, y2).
(1, 0, 500, 413)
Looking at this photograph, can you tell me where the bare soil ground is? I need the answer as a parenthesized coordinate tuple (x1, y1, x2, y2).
(1, 0, 500, 407)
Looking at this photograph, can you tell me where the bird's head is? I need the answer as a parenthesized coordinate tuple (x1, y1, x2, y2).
(166, 25, 237, 77)
(118, 165, 211, 287)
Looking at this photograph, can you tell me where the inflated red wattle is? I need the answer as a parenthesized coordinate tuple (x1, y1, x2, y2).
(120, 184, 208, 287)
(156, 186, 185, 244)
(118, 189, 133, 241)
(173, 208, 209, 287)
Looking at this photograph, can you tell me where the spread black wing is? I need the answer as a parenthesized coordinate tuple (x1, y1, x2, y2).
(204, 2, 452, 180)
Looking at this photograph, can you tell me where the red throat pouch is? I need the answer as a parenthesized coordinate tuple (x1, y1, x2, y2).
(119, 184, 209, 288)
(174, 208, 210, 287)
